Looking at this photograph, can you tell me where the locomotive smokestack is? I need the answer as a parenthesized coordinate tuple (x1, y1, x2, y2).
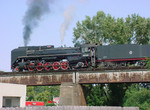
(23, 0, 50, 46)
(60, 4, 75, 46)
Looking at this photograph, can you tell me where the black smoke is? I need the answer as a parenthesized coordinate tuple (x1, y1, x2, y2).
(23, 0, 50, 46)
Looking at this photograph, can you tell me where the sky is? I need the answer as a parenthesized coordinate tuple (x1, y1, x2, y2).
(0, 0, 150, 72)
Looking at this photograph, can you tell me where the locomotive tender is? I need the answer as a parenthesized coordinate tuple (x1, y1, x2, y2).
(11, 44, 150, 72)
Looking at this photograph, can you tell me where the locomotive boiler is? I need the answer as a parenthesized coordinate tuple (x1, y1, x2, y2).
(11, 44, 150, 72)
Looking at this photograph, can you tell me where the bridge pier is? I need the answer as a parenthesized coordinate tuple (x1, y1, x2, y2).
(59, 82, 86, 106)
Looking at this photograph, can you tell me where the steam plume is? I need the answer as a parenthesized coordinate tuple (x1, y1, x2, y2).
(23, 0, 50, 46)
(60, 4, 75, 46)
(60, 0, 87, 46)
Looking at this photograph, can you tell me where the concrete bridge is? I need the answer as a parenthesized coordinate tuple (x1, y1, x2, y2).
(0, 69, 149, 106)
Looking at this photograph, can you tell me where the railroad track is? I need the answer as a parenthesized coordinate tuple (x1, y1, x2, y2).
(0, 66, 148, 76)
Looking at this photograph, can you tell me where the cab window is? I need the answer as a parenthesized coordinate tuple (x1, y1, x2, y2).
(82, 47, 89, 53)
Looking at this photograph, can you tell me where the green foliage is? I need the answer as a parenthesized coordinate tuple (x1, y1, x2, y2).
(83, 84, 130, 106)
(73, 11, 150, 45)
(126, 14, 150, 44)
(46, 103, 55, 106)
(107, 84, 131, 106)
(26, 86, 35, 101)
(82, 84, 108, 106)
(84, 83, 150, 108)
(48, 86, 60, 100)
(26, 86, 60, 105)
(36, 91, 51, 105)
(34, 86, 60, 101)
(145, 58, 150, 68)
(123, 84, 150, 110)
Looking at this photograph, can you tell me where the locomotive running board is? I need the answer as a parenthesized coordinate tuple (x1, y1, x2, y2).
(18, 53, 82, 59)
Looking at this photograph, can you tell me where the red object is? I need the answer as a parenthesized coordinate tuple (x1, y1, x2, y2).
(53, 62, 60, 70)
(36, 62, 43, 71)
(47, 45, 52, 48)
(61, 61, 69, 70)
(15, 67, 19, 72)
(85, 61, 88, 66)
(97, 58, 146, 62)
(26, 101, 44, 106)
(48, 101, 54, 103)
(48, 101, 57, 103)
(44, 62, 52, 71)
(28, 63, 34, 71)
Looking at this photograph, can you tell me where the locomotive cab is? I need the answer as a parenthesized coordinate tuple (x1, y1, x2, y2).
(81, 44, 96, 56)
(80, 44, 97, 67)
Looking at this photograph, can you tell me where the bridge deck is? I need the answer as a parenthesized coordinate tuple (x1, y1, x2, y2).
(0, 69, 149, 85)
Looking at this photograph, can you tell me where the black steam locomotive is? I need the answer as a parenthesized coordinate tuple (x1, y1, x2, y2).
(11, 44, 150, 72)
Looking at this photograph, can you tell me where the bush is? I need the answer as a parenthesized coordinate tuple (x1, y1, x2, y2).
(123, 84, 150, 110)
(46, 103, 55, 106)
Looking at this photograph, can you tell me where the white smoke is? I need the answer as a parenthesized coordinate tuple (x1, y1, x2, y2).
(60, 0, 87, 46)
(60, 4, 75, 46)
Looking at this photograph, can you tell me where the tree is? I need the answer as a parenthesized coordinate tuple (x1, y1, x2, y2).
(83, 84, 132, 106)
(48, 86, 60, 100)
(145, 58, 150, 69)
(82, 84, 109, 106)
(123, 84, 150, 110)
(34, 86, 49, 95)
(107, 83, 131, 106)
(73, 11, 113, 45)
(112, 18, 132, 44)
(26, 86, 35, 101)
(125, 14, 150, 44)
(73, 11, 150, 45)
(34, 86, 60, 101)
(36, 91, 51, 105)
